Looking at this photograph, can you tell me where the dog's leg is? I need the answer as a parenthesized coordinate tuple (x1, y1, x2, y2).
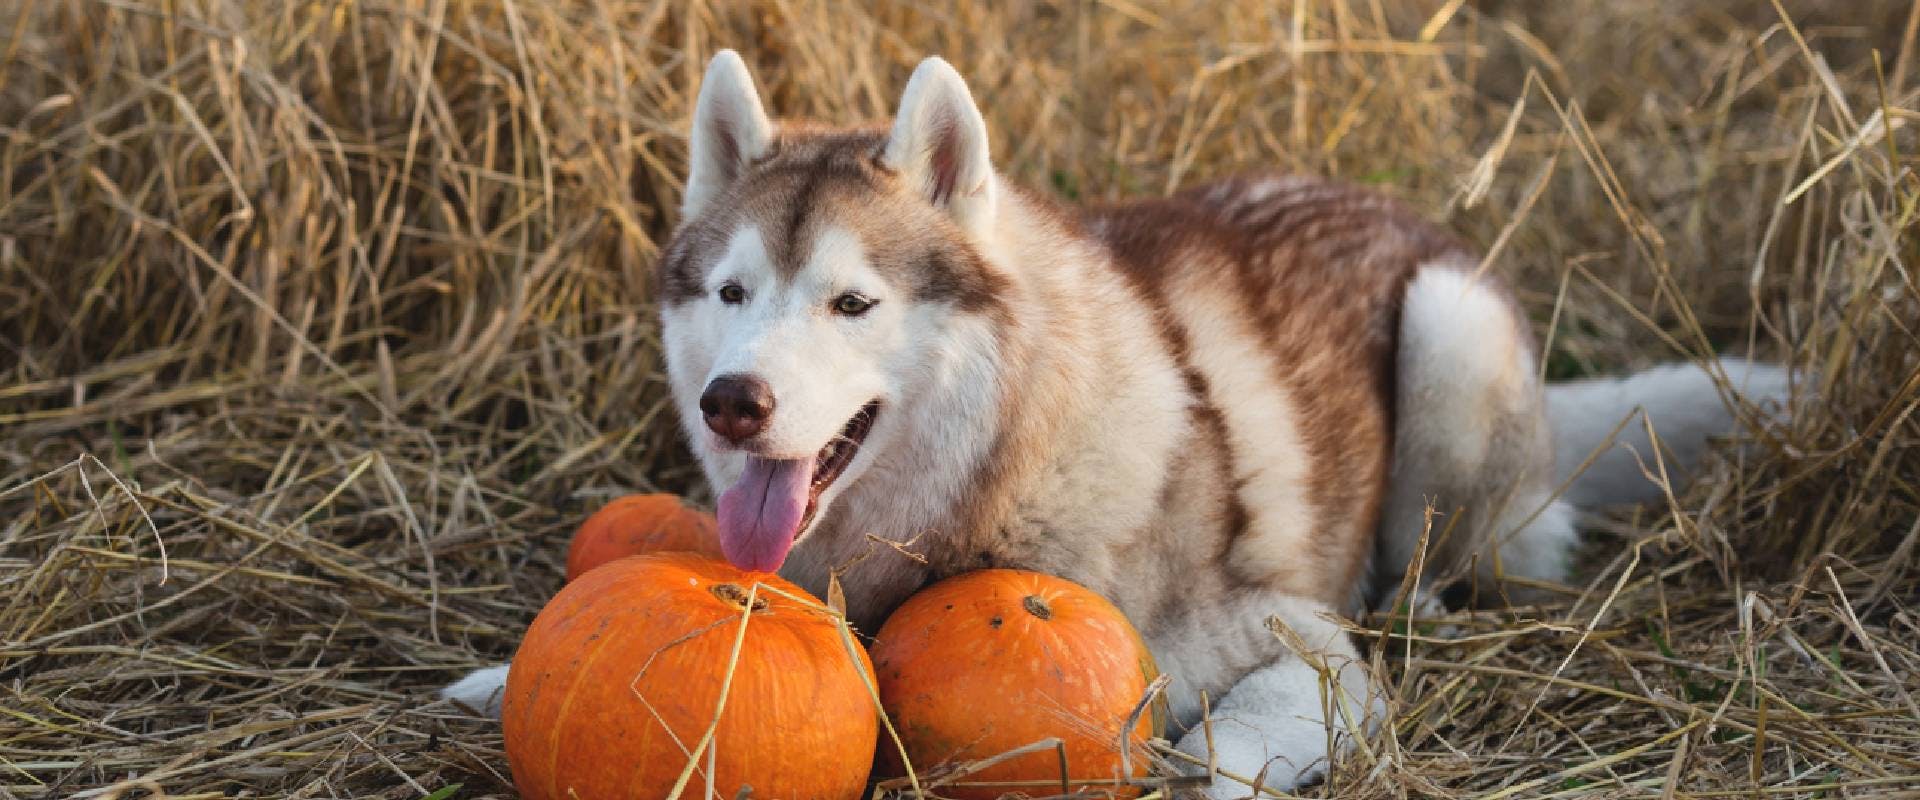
(1545, 357, 1792, 507)
(441, 664, 510, 717)
(1170, 596, 1383, 797)
(1378, 260, 1794, 611)
(1376, 260, 1572, 609)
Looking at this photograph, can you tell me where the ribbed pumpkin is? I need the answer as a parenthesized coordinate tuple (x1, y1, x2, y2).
(564, 493, 720, 581)
(504, 553, 878, 800)
(871, 569, 1165, 799)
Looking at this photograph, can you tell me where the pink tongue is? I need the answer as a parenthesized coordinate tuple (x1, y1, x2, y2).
(716, 456, 813, 573)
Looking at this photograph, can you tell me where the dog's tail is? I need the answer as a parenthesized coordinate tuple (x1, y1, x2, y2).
(441, 664, 511, 718)
(1546, 357, 1792, 508)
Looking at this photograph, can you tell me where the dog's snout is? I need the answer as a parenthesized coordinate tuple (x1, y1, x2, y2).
(700, 374, 775, 444)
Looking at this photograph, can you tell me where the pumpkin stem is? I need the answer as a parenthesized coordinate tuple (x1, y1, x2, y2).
(1021, 594, 1053, 620)
(710, 582, 771, 613)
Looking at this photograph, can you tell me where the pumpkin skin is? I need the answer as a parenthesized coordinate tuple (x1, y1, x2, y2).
(504, 553, 878, 800)
(872, 569, 1165, 799)
(564, 493, 720, 581)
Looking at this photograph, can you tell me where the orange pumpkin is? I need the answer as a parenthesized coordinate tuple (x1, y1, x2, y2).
(564, 493, 720, 581)
(504, 553, 878, 800)
(871, 569, 1165, 799)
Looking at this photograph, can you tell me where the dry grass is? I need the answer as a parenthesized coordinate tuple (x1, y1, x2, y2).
(2, 0, 1917, 797)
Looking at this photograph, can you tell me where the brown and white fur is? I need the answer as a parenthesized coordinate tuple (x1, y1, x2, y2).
(445, 51, 1788, 795)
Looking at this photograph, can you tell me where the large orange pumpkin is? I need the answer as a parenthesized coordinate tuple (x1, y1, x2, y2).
(564, 493, 720, 581)
(871, 569, 1165, 799)
(504, 553, 878, 800)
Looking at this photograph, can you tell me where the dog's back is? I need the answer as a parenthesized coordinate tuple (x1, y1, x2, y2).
(1087, 176, 1474, 608)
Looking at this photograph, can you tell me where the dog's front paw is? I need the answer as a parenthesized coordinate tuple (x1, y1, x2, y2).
(1173, 713, 1330, 799)
(440, 664, 510, 718)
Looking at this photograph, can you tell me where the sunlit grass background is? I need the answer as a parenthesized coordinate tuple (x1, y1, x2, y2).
(2, 1, 1916, 797)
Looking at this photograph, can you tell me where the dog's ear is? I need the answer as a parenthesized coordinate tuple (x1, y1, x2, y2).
(882, 57, 996, 234)
(684, 50, 773, 219)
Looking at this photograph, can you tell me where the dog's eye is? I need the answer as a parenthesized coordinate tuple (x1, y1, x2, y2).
(832, 293, 876, 317)
(717, 283, 746, 304)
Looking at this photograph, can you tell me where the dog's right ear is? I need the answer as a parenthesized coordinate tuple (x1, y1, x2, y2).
(684, 50, 773, 219)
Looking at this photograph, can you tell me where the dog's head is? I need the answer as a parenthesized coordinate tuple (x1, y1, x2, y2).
(657, 51, 1009, 573)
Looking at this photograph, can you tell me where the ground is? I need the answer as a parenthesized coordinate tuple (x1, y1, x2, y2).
(1, 1, 1916, 798)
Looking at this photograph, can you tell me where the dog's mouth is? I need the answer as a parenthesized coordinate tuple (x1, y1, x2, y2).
(804, 400, 880, 530)
(715, 401, 880, 572)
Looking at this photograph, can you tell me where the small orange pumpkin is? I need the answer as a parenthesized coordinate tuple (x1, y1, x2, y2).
(504, 553, 878, 800)
(872, 569, 1165, 799)
(564, 493, 720, 581)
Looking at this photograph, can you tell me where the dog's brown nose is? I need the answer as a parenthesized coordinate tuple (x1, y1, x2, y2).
(700, 374, 775, 444)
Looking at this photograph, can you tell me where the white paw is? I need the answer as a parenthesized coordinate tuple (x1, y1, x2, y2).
(1175, 713, 1331, 798)
(440, 664, 510, 718)
(1171, 658, 1383, 798)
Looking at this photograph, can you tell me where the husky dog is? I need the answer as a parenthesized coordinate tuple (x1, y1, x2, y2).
(445, 51, 1787, 795)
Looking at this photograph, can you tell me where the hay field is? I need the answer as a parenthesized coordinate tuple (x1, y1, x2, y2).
(2, 0, 1916, 797)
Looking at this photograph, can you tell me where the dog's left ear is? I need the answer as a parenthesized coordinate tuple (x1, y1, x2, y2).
(882, 57, 996, 234)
